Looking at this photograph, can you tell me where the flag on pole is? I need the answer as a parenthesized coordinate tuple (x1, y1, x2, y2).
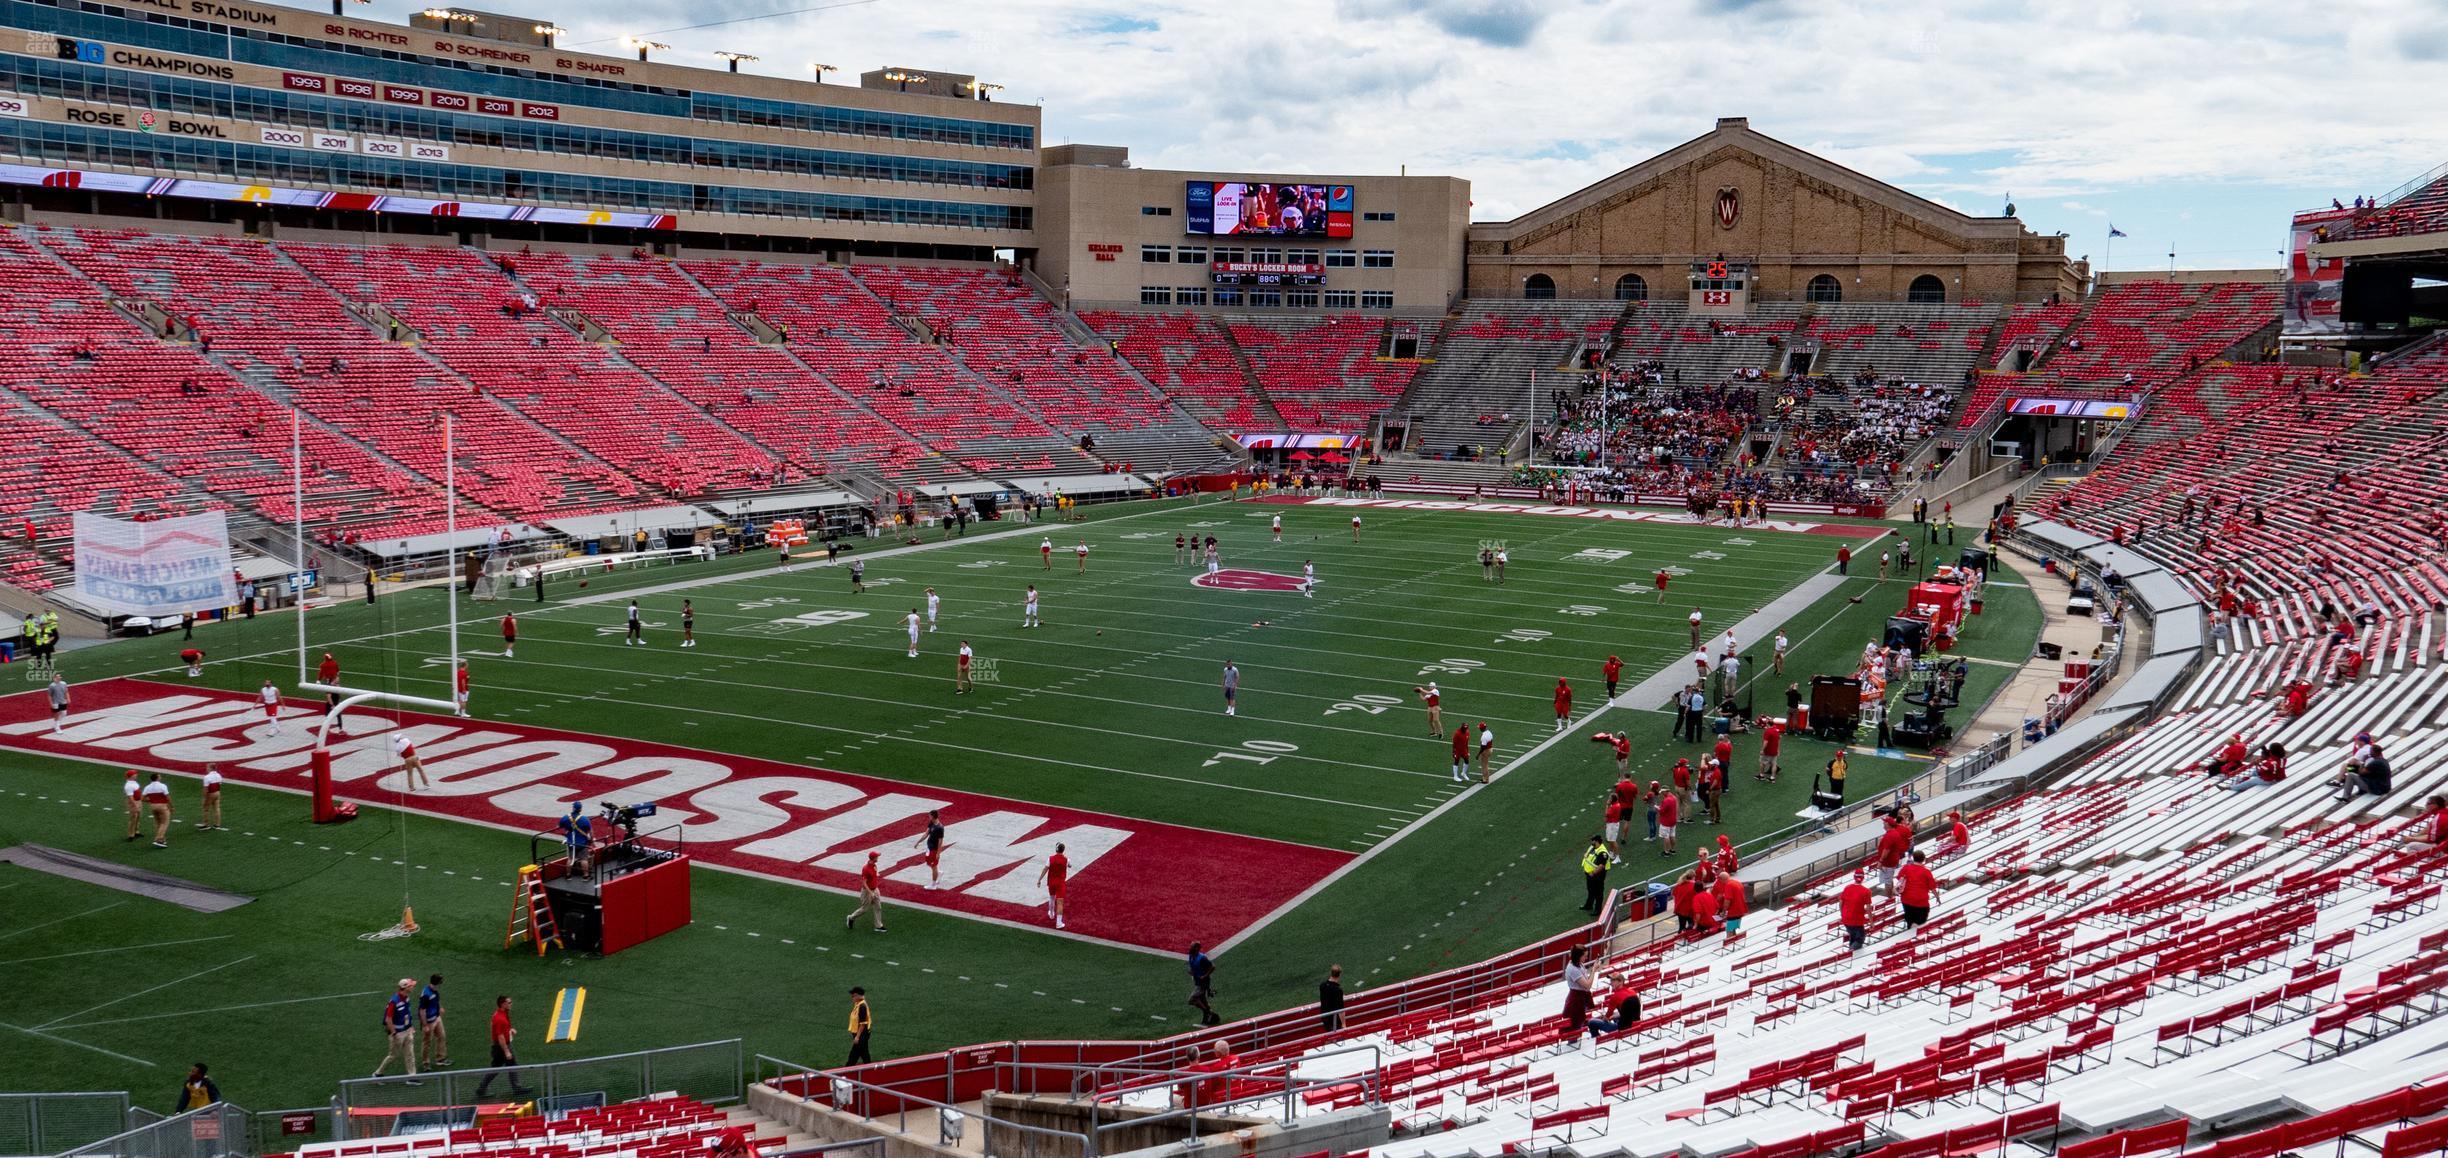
(2108, 225, 2129, 238)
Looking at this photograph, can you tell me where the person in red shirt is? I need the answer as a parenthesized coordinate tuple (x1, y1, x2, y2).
(1653, 569, 1670, 604)
(1415, 682, 1443, 737)
(2206, 733, 2250, 780)
(1692, 847, 1717, 890)
(1873, 817, 1913, 895)
(1552, 677, 1573, 734)
(1449, 725, 1472, 784)
(1690, 880, 1723, 935)
(1714, 834, 1738, 876)
(2283, 681, 2313, 717)
(316, 652, 345, 729)
(1896, 851, 1939, 931)
(1603, 797, 1625, 853)
(1643, 780, 1661, 842)
(454, 661, 472, 718)
(1838, 869, 1873, 951)
(843, 850, 886, 933)
(1714, 871, 1748, 934)
(2409, 795, 2448, 847)
(1712, 735, 1734, 775)
(1671, 756, 1694, 805)
(1034, 842, 1070, 930)
(1602, 655, 1624, 700)
(1699, 758, 1725, 824)
(1944, 809, 1971, 852)
(1656, 787, 1680, 856)
(179, 647, 206, 678)
(2221, 741, 2289, 792)
(1613, 775, 1639, 811)
(501, 612, 517, 659)
(1757, 720, 1784, 782)
(1837, 545, 1853, 575)
(1670, 870, 1697, 933)
(1609, 731, 1632, 774)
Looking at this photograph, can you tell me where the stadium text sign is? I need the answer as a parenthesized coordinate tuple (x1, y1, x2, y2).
(0, 679, 1350, 953)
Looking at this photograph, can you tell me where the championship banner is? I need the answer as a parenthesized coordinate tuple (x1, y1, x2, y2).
(71, 511, 238, 616)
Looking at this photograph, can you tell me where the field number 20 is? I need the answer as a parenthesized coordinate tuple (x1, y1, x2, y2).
(1324, 693, 1404, 717)
(1205, 740, 1300, 768)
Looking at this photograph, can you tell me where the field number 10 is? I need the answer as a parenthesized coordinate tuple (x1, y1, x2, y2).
(1204, 740, 1300, 768)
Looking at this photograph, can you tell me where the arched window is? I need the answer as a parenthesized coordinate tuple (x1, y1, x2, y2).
(1907, 274, 1946, 304)
(1523, 273, 1556, 300)
(1805, 274, 1843, 303)
(1613, 273, 1648, 301)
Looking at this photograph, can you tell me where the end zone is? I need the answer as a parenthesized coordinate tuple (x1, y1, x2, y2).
(0, 679, 1352, 954)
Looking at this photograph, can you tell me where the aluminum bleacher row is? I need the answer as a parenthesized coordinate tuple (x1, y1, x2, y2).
(2036, 344, 2448, 657)
(284, 1094, 795, 1158)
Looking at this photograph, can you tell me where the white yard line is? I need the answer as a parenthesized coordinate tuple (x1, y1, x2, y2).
(1211, 695, 1620, 955)
(35, 954, 258, 1030)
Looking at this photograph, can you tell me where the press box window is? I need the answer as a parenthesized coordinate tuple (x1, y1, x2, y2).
(1362, 250, 1395, 269)
(1325, 249, 1357, 268)
(1140, 286, 1172, 304)
(1140, 245, 1171, 263)
(1361, 291, 1394, 309)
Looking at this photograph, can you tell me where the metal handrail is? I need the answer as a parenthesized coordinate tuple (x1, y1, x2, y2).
(753, 1055, 1092, 1153)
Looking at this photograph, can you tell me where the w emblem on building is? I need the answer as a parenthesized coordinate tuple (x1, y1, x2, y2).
(1716, 186, 1741, 230)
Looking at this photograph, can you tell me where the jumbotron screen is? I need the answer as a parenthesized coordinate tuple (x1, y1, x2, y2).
(1185, 182, 1354, 238)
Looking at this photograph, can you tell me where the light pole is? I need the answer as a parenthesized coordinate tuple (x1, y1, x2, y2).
(715, 51, 759, 73)
(808, 62, 837, 83)
(961, 80, 1003, 101)
(625, 37, 670, 62)
(884, 69, 927, 92)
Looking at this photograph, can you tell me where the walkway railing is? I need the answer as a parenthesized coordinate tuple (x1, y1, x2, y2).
(335, 1039, 743, 1136)
(0, 1091, 131, 1156)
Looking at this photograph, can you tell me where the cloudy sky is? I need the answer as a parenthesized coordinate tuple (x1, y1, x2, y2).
(372, 0, 2445, 271)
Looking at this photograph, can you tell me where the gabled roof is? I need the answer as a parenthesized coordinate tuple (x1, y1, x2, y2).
(1473, 117, 2018, 242)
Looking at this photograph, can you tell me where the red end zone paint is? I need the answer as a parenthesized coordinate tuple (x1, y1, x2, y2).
(1250, 495, 1887, 537)
(1192, 569, 1305, 592)
(0, 678, 1349, 954)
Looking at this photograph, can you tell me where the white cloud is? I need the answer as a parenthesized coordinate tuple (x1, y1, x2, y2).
(388, 0, 2448, 263)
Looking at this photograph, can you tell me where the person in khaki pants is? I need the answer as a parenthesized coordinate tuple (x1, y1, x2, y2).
(140, 773, 174, 848)
(198, 765, 224, 831)
(122, 770, 143, 841)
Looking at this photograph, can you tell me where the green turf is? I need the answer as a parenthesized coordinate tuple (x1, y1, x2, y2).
(0, 497, 2036, 1109)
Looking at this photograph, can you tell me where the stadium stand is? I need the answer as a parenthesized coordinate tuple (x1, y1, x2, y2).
(281, 242, 778, 498)
(682, 258, 1093, 481)
(1225, 314, 1423, 430)
(287, 1095, 806, 1158)
(474, 249, 912, 485)
(31, 227, 652, 523)
(1082, 309, 1287, 430)
(1399, 299, 1620, 469)
(2038, 345, 2448, 643)
(2343, 167, 2448, 241)
(0, 230, 468, 539)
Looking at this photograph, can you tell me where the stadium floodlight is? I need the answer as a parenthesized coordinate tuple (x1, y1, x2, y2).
(962, 80, 1003, 101)
(715, 51, 760, 73)
(533, 22, 566, 45)
(808, 62, 838, 82)
(884, 69, 928, 91)
(625, 37, 672, 61)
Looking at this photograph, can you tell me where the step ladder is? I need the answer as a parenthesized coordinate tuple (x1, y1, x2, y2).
(505, 864, 562, 956)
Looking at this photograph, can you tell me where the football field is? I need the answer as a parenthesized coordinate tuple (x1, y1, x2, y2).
(0, 495, 2039, 1108)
